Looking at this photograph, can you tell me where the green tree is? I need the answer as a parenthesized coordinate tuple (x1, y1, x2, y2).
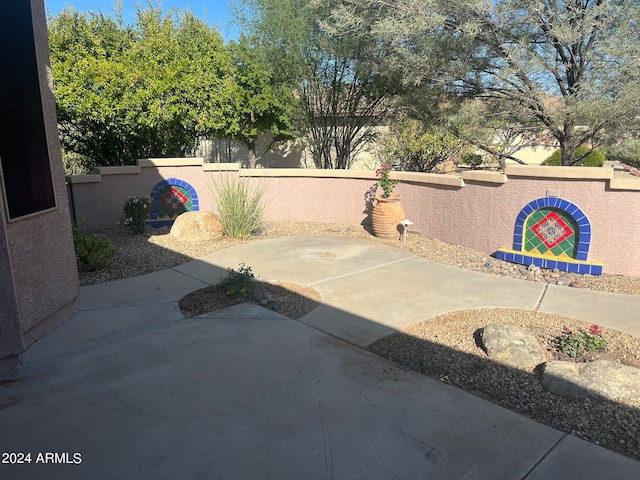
(49, 4, 237, 168)
(235, 0, 396, 169)
(333, 0, 640, 166)
(227, 36, 295, 168)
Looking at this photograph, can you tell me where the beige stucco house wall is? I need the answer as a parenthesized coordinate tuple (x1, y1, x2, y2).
(0, 0, 79, 373)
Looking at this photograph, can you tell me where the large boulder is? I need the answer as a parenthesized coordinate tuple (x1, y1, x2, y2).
(480, 324, 546, 370)
(170, 211, 223, 242)
(541, 360, 640, 401)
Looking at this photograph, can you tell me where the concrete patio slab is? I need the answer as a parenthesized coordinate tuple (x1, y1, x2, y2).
(526, 434, 640, 480)
(21, 302, 185, 362)
(172, 236, 414, 286)
(3, 236, 640, 478)
(539, 285, 640, 338)
(303, 258, 546, 346)
(77, 269, 209, 310)
(2, 305, 571, 480)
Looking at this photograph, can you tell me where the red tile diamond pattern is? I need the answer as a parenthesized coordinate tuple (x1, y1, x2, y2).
(161, 187, 189, 213)
(531, 211, 573, 249)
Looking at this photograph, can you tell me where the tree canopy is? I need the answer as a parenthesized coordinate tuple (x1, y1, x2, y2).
(48, 4, 291, 169)
(332, 0, 640, 165)
(50, 0, 640, 170)
(235, 0, 397, 169)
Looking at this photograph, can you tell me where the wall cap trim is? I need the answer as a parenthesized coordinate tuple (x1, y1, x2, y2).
(609, 177, 640, 191)
(202, 162, 242, 172)
(93, 165, 140, 175)
(505, 164, 613, 180)
(138, 158, 204, 167)
(461, 170, 508, 184)
(66, 174, 102, 184)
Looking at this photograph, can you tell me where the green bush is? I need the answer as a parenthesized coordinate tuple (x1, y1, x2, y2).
(602, 139, 640, 168)
(62, 151, 94, 175)
(72, 223, 117, 271)
(544, 146, 605, 166)
(122, 196, 151, 234)
(210, 175, 267, 239)
(218, 264, 255, 297)
(381, 119, 464, 173)
(461, 153, 484, 169)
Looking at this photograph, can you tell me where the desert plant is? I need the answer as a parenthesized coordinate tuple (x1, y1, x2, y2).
(122, 196, 151, 234)
(602, 139, 640, 169)
(72, 223, 117, 271)
(461, 153, 484, 170)
(381, 119, 464, 173)
(556, 324, 608, 358)
(544, 147, 605, 167)
(218, 264, 255, 297)
(210, 175, 267, 239)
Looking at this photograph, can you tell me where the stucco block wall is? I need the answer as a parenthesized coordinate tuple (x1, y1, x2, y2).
(68, 162, 640, 276)
(399, 174, 639, 277)
(245, 176, 374, 226)
(0, 197, 23, 359)
(0, 0, 79, 364)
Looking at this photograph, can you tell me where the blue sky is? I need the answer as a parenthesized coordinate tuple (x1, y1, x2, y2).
(44, 0, 239, 39)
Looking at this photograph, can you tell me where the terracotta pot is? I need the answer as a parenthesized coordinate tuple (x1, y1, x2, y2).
(372, 194, 405, 240)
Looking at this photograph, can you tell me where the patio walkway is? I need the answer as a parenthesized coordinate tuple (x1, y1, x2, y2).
(2, 236, 639, 479)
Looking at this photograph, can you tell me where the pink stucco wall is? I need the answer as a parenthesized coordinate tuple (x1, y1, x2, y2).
(398, 176, 639, 276)
(69, 165, 640, 276)
(12, 0, 79, 337)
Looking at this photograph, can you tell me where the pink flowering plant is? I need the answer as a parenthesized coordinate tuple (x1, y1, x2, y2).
(556, 324, 608, 358)
(375, 162, 399, 198)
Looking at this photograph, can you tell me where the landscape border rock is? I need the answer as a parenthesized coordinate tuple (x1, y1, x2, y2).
(170, 211, 223, 242)
(542, 360, 640, 401)
(480, 324, 547, 370)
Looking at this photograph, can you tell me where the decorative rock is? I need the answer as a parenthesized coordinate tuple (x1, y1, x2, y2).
(480, 324, 547, 370)
(170, 211, 223, 242)
(541, 360, 640, 401)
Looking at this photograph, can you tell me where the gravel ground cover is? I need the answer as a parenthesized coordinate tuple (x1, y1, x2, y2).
(369, 309, 640, 461)
(77, 222, 640, 461)
(79, 221, 640, 295)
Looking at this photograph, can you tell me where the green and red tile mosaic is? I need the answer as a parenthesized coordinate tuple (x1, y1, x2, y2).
(148, 178, 199, 228)
(495, 197, 603, 275)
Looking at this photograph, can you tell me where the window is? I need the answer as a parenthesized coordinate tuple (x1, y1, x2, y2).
(0, 2, 56, 220)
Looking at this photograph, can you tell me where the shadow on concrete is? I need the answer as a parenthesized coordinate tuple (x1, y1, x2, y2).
(366, 325, 640, 463)
(1, 238, 640, 479)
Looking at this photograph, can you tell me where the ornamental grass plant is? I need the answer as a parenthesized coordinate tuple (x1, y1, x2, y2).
(210, 175, 267, 239)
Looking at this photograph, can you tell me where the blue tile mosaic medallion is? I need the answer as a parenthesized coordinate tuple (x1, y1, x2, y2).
(495, 197, 603, 275)
(148, 178, 199, 228)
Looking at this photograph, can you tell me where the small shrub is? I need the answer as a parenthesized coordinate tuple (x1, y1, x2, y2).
(461, 153, 484, 169)
(381, 119, 464, 173)
(602, 139, 640, 169)
(122, 196, 151, 234)
(218, 264, 255, 298)
(544, 146, 605, 166)
(210, 175, 266, 239)
(556, 324, 608, 358)
(72, 223, 117, 271)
